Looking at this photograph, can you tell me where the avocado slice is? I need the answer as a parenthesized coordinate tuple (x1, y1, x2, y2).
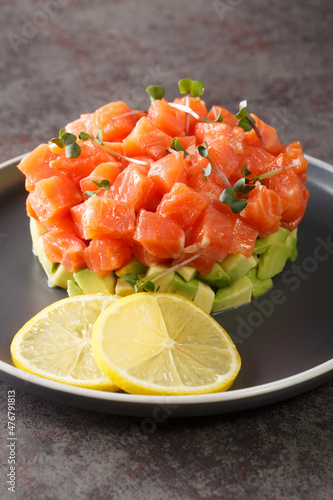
(257, 243, 290, 280)
(30, 218, 58, 280)
(193, 281, 215, 314)
(67, 279, 83, 297)
(288, 247, 298, 262)
(144, 264, 175, 292)
(212, 276, 253, 313)
(197, 262, 231, 288)
(35, 238, 58, 282)
(253, 239, 269, 255)
(73, 268, 116, 294)
(115, 278, 136, 297)
(246, 267, 273, 298)
(49, 264, 74, 289)
(285, 232, 298, 261)
(30, 217, 48, 254)
(167, 273, 199, 300)
(176, 265, 198, 281)
(115, 258, 147, 278)
(220, 253, 257, 282)
(260, 226, 289, 246)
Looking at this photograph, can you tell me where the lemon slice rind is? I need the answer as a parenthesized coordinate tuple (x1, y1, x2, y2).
(10, 294, 119, 391)
(92, 293, 241, 396)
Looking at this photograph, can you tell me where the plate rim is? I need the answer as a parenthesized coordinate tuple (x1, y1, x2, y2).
(0, 152, 332, 413)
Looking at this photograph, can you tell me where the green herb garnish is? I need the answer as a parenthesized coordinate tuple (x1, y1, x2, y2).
(146, 85, 165, 103)
(50, 128, 81, 158)
(84, 179, 111, 197)
(79, 130, 103, 145)
(167, 138, 188, 156)
(121, 273, 160, 293)
(122, 255, 200, 293)
(178, 78, 204, 135)
(236, 100, 265, 149)
(219, 188, 247, 214)
(178, 78, 205, 99)
(220, 163, 294, 214)
(203, 106, 224, 123)
(202, 111, 224, 123)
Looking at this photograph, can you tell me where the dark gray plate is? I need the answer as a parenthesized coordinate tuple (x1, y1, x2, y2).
(0, 154, 332, 417)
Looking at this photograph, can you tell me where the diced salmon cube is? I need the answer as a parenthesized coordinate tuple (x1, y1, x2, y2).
(157, 182, 208, 230)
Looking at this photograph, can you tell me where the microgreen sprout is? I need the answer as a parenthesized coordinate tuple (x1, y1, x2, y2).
(122, 254, 200, 293)
(203, 112, 224, 123)
(198, 141, 232, 188)
(146, 85, 165, 104)
(84, 179, 111, 198)
(236, 100, 265, 150)
(203, 106, 224, 123)
(178, 78, 205, 99)
(122, 273, 160, 293)
(79, 130, 103, 145)
(167, 138, 188, 156)
(50, 128, 81, 158)
(220, 162, 297, 214)
(178, 78, 204, 135)
(220, 188, 247, 214)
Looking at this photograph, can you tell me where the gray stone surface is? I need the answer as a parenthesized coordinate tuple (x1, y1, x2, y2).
(0, 0, 332, 499)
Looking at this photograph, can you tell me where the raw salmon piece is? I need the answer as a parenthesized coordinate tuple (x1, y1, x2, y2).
(173, 97, 207, 135)
(240, 182, 287, 235)
(189, 173, 224, 210)
(71, 196, 135, 240)
(243, 113, 284, 155)
(195, 122, 234, 145)
(132, 243, 168, 267)
(133, 209, 185, 261)
(140, 177, 164, 212)
(109, 165, 150, 212)
(185, 205, 233, 263)
(17, 144, 61, 192)
(46, 214, 76, 234)
(65, 113, 94, 137)
(80, 161, 122, 195)
(281, 141, 308, 183)
(147, 98, 185, 136)
(28, 176, 83, 226)
(157, 182, 208, 230)
(185, 149, 210, 182)
(84, 237, 132, 277)
(206, 135, 239, 182)
(42, 231, 86, 272)
(235, 145, 276, 180)
(206, 106, 238, 127)
(50, 140, 113, 184)
(229, 217, 258, 257)
(268, 170, 310, 230)
(175, 136, 197, 151)
(148, 151, 186, 194)
(123, 117, 172, 160)
(26, 198, 37, 220)
(199, 123, 245, 155)
(93, 101, 138, 142)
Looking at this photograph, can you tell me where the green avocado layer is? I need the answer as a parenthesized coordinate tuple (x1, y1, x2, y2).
(30, 219, 298, 314)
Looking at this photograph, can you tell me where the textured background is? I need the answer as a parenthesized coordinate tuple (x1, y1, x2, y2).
(1, 0, 332, 499)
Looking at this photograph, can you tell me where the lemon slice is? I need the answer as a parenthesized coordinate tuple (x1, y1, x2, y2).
(10, 294, 119, 391)
(92, 293, 241, 395)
